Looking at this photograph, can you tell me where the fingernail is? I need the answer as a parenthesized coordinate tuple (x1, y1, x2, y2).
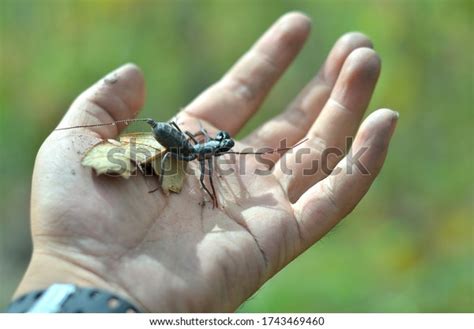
(103, 64, 134, 85)
(393, 111, 400, 120)
(388, 111, 399, 138)
(104, 72, 119, 85)
(391, 111, 399, 128)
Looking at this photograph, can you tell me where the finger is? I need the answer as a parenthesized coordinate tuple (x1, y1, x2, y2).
(275, 47, 381, 202)
(57, 63, 146, 139)
(293, 109, 398, 248)
(244, 32, 373, 148)
(183, 12, 311, 135)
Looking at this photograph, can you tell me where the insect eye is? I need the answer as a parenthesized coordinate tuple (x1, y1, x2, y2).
(216, 131, 231, 140)
(222, 139, 234, 151)
(216, 132, 224, 140)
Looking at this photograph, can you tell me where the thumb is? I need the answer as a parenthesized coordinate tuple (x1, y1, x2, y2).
(58, 63, 146, 138)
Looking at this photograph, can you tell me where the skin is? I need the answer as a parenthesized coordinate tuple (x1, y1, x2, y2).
(15, 12, 398, 312)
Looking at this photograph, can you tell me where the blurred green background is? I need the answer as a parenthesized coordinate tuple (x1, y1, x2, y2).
(0, 0, 472, 312)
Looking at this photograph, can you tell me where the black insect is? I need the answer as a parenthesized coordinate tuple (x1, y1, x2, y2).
(56, 118, 305, 208)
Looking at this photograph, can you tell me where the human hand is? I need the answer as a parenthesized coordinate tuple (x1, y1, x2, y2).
(16, 12, 397, 312)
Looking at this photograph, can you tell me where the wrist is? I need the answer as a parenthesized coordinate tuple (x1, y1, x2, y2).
(14, 250, 145, 311)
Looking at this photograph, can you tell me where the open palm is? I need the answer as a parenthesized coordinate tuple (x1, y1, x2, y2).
(18, 13, 397, 312)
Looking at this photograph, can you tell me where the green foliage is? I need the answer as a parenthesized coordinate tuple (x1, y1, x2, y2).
(0, 0, 472, 311)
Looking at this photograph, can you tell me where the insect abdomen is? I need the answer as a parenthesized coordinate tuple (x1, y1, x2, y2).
(151, 122, 192, 153)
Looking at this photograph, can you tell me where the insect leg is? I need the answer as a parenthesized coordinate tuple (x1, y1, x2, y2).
(148, 185, 160, 193)
(158, 152, 171, 186)
(169, 121, 184, 133)
(201, 128, 210, 142)
(199, 158, 215, 207)
(184, 130, 211, 145)
(197, 120, 211, 142)
(184, 119, 210, 142)
(169, 120, 202, 145)
(184, 131, 199, 145)
(207, 157, 218, 208)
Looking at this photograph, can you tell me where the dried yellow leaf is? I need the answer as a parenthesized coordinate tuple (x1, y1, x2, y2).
(152, 157, 187, 194)
(119, 132, 165, 164)
(81, 132, 187, 193)
(81, 140, 136, 178)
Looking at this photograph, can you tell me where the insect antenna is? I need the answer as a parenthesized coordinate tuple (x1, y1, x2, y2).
(224, 137, 309, 155)
(55, 118, 154, 131)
